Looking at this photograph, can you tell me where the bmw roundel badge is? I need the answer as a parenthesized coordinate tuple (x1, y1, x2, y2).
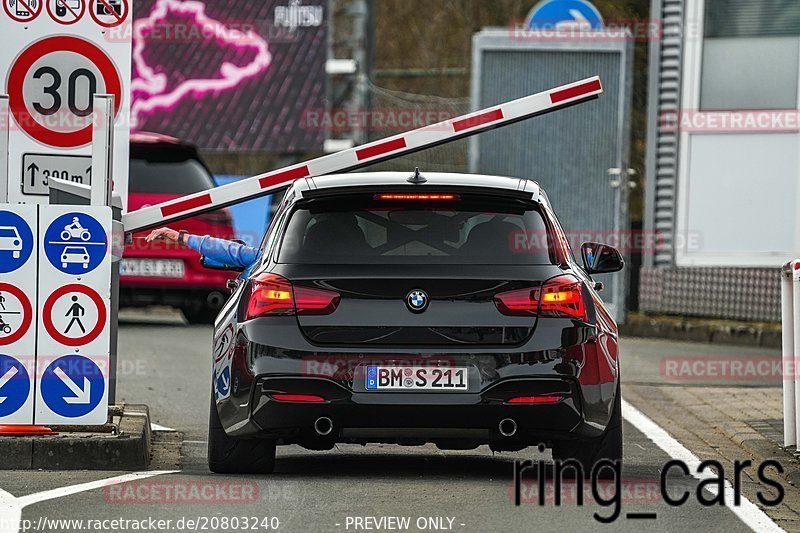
(406, 289, 429, 313)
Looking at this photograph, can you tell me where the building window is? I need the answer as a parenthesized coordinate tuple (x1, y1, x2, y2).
(701, 0, 800, 110)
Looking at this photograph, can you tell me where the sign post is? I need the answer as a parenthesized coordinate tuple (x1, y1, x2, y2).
(0, 0, 131, 209)
(0, 205, 37, 424)
(35, 206, 111, 424)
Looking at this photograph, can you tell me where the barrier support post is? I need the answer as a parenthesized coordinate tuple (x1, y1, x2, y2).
(792, 262, 800, 448)
(782, 261, 796, 447)
(0, 95, 8, 204)
(91, 94, 114, 207)
(91, 93, 117, 404)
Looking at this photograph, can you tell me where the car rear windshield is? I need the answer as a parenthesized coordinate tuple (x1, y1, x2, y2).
(129, 154, 215, 195)
(277, 194, 556, 265)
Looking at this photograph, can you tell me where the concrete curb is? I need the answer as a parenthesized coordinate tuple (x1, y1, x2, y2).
(621, 313, 782, 349)
(0, 404, 152, 471)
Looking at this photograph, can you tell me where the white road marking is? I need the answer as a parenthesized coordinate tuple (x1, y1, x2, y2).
(622, 398, 785, 533)
(0, 470, 176, 533)
(0, 488, 21, 533)
(15, 471, 177, 508)
(150, 422, 176, 432)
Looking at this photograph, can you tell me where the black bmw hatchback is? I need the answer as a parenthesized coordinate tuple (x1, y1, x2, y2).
(208, 171, 624, 474)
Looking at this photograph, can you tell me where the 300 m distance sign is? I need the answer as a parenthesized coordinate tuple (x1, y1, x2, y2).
(7, 35, 122, 148)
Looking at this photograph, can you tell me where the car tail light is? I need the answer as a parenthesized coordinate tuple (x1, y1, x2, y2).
(506, 395, 563, 404)
(270, 393, 326, 403)
(245, 273, 340, 319)
(540, 275, 586, 321)
(373, 193, 460, 201)
(494, 275, 587, 321)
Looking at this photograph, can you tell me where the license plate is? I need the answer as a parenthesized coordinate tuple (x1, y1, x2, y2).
(120, 259, 185, 278)
(365, 366, 468, 391)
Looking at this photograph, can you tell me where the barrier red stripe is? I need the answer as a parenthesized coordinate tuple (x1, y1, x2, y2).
(161, 193, 213, 217)
(452, 109, 504, 132)
(356, 138, 407, 161)
(259, 165, 310, 189)
(549, 79, 602, 104)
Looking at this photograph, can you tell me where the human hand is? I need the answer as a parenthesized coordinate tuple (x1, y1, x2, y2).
(145, 227, 180, 243)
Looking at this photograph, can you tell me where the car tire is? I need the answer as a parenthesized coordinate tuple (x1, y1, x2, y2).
(552, 382, 622, 476)
(208, 394, 276, 474)
(182, 306, 218, 325)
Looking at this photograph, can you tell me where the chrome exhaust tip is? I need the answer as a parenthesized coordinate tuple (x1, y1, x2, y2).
(314, 416, 333, 436)
(498, 418, 517, 437)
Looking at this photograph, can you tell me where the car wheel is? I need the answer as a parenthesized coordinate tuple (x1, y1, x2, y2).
(208, 394, 276, 474)
(182, 306, 218, 324)
(552, 382, 622, 476)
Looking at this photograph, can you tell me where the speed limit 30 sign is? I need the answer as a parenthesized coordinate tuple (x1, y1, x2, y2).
(8, 35, 122, 148)
(1, 0, 131, 207)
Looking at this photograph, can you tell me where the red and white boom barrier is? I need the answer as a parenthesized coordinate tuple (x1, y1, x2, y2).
(782, 261, 800, 447)
(122, 76, 603, 234)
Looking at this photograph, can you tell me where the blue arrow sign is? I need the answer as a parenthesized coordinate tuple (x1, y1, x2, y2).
(0, 210, 34, 274)
(41, 355, 104, 418)
(216, 366, 231, 398)
(43, 212, 108, 275)
(0, 354, 30, 417)
(526, 0, 605, 29)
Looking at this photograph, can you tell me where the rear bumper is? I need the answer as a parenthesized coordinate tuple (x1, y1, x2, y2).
(241, 375, 598, 448)
(215, 317, 620, 447)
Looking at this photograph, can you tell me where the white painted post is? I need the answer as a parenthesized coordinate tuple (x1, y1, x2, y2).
(793, 262, 800, 448)
(90, 94, 114, 207)
(0, 95, 8, 204)
(781, 261, 796, 447)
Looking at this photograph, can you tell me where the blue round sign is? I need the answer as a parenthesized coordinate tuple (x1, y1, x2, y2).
(526, 0, 604, 29)
(0, 354, 30, 417)
(41, 355, 105, 418)
(0, 210, 33, 274)
(44, 212, 108, 275)
(216, 366, 231, 397)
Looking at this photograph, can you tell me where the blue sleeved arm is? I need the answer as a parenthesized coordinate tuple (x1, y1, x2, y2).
(185, 235, 260, 269)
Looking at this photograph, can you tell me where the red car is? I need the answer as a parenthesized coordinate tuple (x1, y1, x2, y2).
(120, 133, 236, 323)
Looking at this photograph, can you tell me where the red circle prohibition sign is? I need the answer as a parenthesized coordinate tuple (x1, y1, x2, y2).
(7, 35, 122, 148)
(0, 282, 33, 346)
(89, 0, 128, 28)
(43, 284, 107, 347)
(3, 0, 43, 23)
(47, 0, 86, 25)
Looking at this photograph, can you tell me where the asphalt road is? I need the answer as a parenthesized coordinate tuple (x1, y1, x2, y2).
(0, 311, 782, 533)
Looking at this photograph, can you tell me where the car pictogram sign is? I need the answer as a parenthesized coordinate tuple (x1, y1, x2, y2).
(42, 284, 107, 347)
(0, 210, 34, 274)
(7, 35, 123, 148)
(43, 211, 108, 275)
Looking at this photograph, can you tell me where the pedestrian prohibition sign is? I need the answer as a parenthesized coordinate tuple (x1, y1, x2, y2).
(7, 35, 123, 148)
(43, 284, 106, 347)
(40, 354, 104, 418)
